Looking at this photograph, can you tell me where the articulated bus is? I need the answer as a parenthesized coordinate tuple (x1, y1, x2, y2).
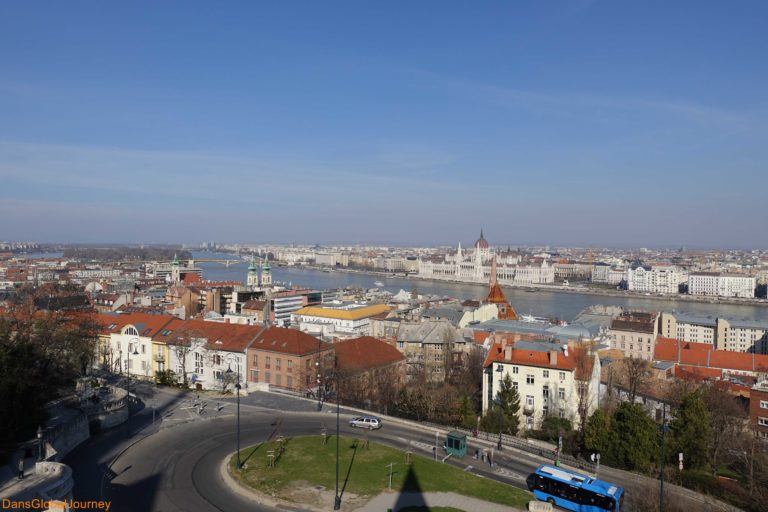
(526, 464, 625, 512)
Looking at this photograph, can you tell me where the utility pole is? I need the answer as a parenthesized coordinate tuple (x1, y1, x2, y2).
(659, 404, 667, 512)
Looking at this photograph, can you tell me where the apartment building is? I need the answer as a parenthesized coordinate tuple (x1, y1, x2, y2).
(609, 311, 659, 360)
(627, 265, 686, 295)
(688, 272, 755, 298)
(483, 341, 600, 430)
(659, 311, 768, 354)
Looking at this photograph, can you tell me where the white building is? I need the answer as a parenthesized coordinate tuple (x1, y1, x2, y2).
(291, 303, 391, 337)
(627, 265, 686, 295)
(418, 230, 553, 285)
(482, 341, 600, 430)
(659, 311, 768, 354)
(608, 311, 659, 360)
(688, 272, 756, 298)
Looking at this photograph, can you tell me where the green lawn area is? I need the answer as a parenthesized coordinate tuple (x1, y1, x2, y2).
(229, 435, 531, 508)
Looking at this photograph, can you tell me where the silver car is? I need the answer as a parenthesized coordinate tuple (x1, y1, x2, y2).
(348, 416, 382, 430)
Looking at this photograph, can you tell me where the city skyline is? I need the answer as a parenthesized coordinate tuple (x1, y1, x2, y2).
(2, 1, 767, 246)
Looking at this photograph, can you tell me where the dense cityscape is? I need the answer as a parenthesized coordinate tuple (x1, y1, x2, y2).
(3, 2, 768, 512)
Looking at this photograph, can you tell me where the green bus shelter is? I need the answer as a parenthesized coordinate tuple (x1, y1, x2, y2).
(444, 431, 467, 457)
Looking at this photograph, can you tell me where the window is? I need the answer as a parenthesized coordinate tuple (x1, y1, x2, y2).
(287, 360, 293, 371)
(559, 372, 565, 381)
(526, 374, 535, 385)
(287, 375, 293, 388)
(214, 370, 223, 381)
(264, 371, 271, 383)
(213, 354, 221, 365)
(276, 374, 282, 387)
(543, 385, 549, 398)
(141, 361, 147, 371)
(195, 352, 203, 374)
(526, 395, 534, 407)
(761, 400, 768, 409)
(758, 417, 768, 427)
(250, 369, 259, 382)
(265, 356, 271, 369)
(543, 370, 549, 378)
(558, 388, 565, 400)
(276, 358, 282, 371)
(512, 367, 519, 374)
(141, 345, 146, 354)
(252, 354, 258, 365)
(512, 381, 518, 391)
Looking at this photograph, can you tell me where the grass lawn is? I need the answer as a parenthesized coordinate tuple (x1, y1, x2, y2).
(230, 435, 530, 508)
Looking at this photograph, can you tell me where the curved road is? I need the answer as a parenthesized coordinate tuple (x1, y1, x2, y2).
(64, 387, 738, 512)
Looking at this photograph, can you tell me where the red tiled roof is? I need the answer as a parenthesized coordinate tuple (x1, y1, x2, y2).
(95, 312, 176, 337)
(334, 336, 405, 372)
(655, 337, 768, 373)
(250, 327, 332, 356)
(483, 341, 594, 378)
(160, 319, 263, 352)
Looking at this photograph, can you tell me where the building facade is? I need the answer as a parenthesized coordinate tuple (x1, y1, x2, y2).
(483, 341, 600, 430)
(609, 311, 659, 360)
(688, 272, 756, 298)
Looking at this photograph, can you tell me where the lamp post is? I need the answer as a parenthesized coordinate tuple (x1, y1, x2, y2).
(659, 404, 668, 512)
(127, 340, 139, 398)
(317, 328, 323, 411)
(36, 425, 44, 461)
(496, 364, 504, 450)
(334, 357, 341, 511)
(226, 362, 242, 469)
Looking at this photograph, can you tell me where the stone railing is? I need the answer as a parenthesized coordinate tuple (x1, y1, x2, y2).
(34, 461, 74, 502)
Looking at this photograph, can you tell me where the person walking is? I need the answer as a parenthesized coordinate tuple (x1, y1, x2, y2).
(17, 458, 24, 480)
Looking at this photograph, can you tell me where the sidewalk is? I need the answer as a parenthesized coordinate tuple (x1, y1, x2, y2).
(354, 491, 526, 512)
(0, 458, 50, 499)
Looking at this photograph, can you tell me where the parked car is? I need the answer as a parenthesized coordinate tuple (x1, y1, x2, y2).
(348, 416, 382, 430)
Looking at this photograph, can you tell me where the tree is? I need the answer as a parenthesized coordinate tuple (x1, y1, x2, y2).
(670, 390, 712, 471)
(167, 329, 203, 388)
(623, 357, 651, 403)
(480, 374, 521, 436)
(573, 347, 595, 436)
(612, 402, 659, 471)
(583, 409, 617, 465)
(704, 386, 747, 475)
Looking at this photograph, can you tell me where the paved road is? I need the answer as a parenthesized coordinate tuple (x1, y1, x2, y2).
(64, 388, 739, 512)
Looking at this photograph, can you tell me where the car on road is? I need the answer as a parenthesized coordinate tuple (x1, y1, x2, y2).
(348, 416, 382, 430)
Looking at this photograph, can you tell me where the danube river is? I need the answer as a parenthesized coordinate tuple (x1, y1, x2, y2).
(191, 253, 768, 322)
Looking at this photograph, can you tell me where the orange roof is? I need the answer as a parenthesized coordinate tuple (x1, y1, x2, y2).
(249, 327, 333, 356)
(483, 341, 593, 378)
(334, 336, 405, 371)
(159, 318, 263, 352)
(95, 312, 176, 338)
(655, 337, 768, 373)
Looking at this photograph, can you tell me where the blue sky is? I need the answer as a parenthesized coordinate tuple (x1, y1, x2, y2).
(1, 1, 766, 247)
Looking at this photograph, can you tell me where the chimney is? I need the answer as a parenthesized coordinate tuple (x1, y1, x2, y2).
(549, 350, 558, 366)
(562, 345, 569, 358)
(504, 345, 512, 361)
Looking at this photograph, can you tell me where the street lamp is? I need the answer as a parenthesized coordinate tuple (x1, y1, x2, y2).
(36, 425, 44, 461)
(317, 327, 323, 411)
(659, 403, 668, 512)
(334, 357, 341, 511)
(226, 362, 242, 470)
(127, 340, 139, 398)
(496, 364, 504, 450)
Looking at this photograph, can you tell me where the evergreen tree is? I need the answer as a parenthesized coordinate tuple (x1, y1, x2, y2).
(612, 402, 659, 471)
(670, 390, 712, 470)
(498, 374, 521, 435)
(583, 409, 617, 465)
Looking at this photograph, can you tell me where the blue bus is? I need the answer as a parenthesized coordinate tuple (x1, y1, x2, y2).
(526, 464, 624, 511)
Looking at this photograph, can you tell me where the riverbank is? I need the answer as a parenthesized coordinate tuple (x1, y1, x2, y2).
(296, 264, 768, 309)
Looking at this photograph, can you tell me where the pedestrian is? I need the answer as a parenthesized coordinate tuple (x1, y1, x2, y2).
(432, 446, 436, 460)
(17, 458, 24, 480)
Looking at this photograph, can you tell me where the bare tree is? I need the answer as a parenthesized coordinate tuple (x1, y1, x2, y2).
(699, 385, 746, 476)
(573, 347, 596, 436)
(167, 329, 203, 388)
(623, 357, 651, 403)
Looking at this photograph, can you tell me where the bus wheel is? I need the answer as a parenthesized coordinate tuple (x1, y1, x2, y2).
(546, 498, 555, 506)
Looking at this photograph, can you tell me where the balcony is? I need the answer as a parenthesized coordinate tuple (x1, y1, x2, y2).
(523, 403, 535, 415)
(154, 354, 165, 362)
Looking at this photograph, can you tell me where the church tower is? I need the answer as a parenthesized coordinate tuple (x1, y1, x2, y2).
(485, 255, 518, 320)
(247, 254, 259, 288)
(261, 254, 273, 288)
(171, 253, 181, 284)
